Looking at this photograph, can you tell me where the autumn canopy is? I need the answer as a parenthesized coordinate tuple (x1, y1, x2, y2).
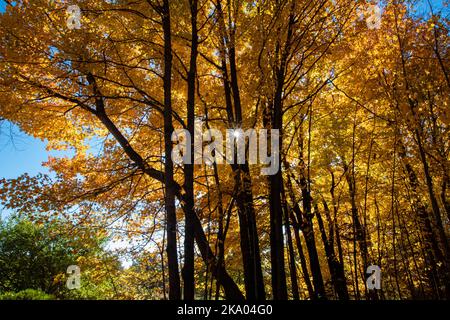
(0, 0, 449, 300)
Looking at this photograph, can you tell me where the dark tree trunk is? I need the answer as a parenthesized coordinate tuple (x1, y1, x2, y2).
(302, 207, 326, 300)
(316, 201, 349, 300)
(282, 185, 300, 300)
(342, 158, 375, 300)
(215, 0, 265, 300)
(233, 167, 266, 300)
(192, 211, 245, 300)
(292, 215, 315, 299)
(161, 0, 181, 300)
(285, 167, 325, 300)
(228, 17, 265, 301)
(441, 174, 450, 222)
(268, 97, 287, 300)
(415, 131, 450, 261)
(182, 0, 198, 301)
(398, 139, 450, 299)
(263, 4, 299, 299)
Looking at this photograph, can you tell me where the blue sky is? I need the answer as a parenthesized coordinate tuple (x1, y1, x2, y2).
(0, 123, 53, 179)
(0, 122, 72, 219)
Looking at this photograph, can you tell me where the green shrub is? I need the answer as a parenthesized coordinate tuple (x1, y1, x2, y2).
(0, 289, 54, 300)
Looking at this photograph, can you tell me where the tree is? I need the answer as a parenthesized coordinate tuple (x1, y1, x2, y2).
(0, 0, 448, 300)
(0, 215, 121, 299)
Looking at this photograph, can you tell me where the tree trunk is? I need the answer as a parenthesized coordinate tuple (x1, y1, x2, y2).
(398, 138, 450, 299)
(285, 167, 326, 299)
(316, 201, 349, 300)
(282, 184, 300, 300)
(215, 0, 265, 299)
(161, 0, 181, 300)
(291, 215, 315, 299)
(182, 0, 198, 301)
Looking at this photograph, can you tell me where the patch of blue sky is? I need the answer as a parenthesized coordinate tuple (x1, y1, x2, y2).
(408, 0, 449, 19)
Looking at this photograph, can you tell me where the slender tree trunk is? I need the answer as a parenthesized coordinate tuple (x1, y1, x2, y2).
(202, 109, 229, 300)
(215, 0, 265, 300)
(441, 174, 450, 222)
(292, 220, 315, 299)
(390, 143, 402, 299)
(285, 144, 326, 300)
(182, 0, 199, 301)
(267, 97, 287, 299)
(415, 132, 450, 259)
(264, 2, 299, 300)
(191, 213, 245, 300)
(342, 158, 373, 299)
(294, 125, 326, 299)
(317, 201, 349, 300)
(161, 0, 181, 300)
(398, 138, 448, 299)
(282, 185, 300, 300)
